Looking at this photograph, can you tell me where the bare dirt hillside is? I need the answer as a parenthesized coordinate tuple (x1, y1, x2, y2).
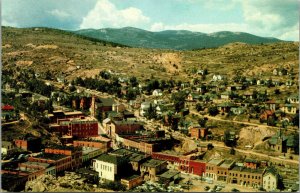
(2, 27, 298, 83)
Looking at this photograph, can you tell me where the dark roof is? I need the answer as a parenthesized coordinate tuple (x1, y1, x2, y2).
(142, 159, 166, 168)
(159, 170, 180, 179)
(99, 98, 114, 106)
(244, 158, 259, 164)
(46, 145, 82, 152)
(95, 154, 128, 165)
(231, 166, 264, 174)
(264, 166, 278, 176)
(34, 153, 68, 160)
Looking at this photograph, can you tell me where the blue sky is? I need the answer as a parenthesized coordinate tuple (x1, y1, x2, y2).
(2, 0, 299, 40)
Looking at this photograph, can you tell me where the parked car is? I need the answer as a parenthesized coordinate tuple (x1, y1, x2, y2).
(204, 186, 210, 191)
(231, 188, 240, 192)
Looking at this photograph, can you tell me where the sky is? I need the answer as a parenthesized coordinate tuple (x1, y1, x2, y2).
(2, 0, 299, 41)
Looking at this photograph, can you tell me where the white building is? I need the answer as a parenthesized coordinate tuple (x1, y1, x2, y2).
(140, 101, 151, 116)
(152, 89, 163, 96)
(93, 154, 127, 181)
(263, 167, 278, 192)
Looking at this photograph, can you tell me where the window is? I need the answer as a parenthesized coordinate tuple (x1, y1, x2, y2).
(225, 172, 226, 175)
(248, 175, 250, 178)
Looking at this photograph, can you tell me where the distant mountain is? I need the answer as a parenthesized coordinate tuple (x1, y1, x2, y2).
(74, 27, 283, 50)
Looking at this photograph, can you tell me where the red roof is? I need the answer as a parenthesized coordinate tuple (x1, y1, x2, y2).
(2, 105, 14, 111)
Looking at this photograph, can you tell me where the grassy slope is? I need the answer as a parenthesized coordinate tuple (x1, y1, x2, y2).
(2, 27, 299, 84)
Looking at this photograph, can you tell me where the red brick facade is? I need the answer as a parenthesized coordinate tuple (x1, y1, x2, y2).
(151, 152, 206, 176)
(73, 140, 109, 152)
(49, 117, 98, 138)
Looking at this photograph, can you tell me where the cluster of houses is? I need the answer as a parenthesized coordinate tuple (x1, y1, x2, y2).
(1, 66, 298, 192)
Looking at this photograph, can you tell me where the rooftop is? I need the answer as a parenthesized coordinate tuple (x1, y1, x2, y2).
(94, 154, 128, 165)
(142, 159, 166, 168)
(21, 161, 50, 168)
(219, 159, 235, 168)
(207, 158, 224, 166)
(34, 153, 69, 161)
(64, 111, 84, 116)
(122, 174, 141, 181)
(231, 166, 264, 174)
(159, 170, 180, 179)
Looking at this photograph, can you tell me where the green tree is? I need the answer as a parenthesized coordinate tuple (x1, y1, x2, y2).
(172, 91, 187, 113)
(198, 117, 208, 127)
(129, 76, 138, 87)
(196, 103, 202, 112)
(145, 103, 157, 120)
(208, 106, 219, 116)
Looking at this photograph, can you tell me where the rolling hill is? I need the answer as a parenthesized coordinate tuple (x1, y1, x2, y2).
(2, 26, 298, 83)
(74, 27, 283, 50)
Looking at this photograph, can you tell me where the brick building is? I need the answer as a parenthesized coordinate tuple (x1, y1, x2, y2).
(73, 139, 110, 152)
(151, 152, 206, 176)
(49, 116, 98, 138)
(189, 126, 208, 139)
(44, 146, 82, 170)
(14, 137, 42, 153)
(227, 166, 264, 188)
(107, 120, 142, 138)
(47, 110, 83, 123)
(28, 153, 72, 174)
(140, 159, 168, 182)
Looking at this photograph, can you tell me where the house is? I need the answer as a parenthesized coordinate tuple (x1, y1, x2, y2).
(265, 100, 277, 111)
(267, 130, 298, 154)
(185, 93, 200, 108)
(280, 104, 298, 114)
(93, 153, 130, 181)
(244, 158, 260, 169)
(230, 107, 246, 115)
(260, 110, 275, 122)
(2, 141, 14, 156)
(152, 89, 163, 96)
(287, 95, 299, 104)
(243, 91, 255, 100)
(212, 74, 224, 81)
(140, 101, 151, 117)
(263, 167, 279, 192)
(218, 102, 237, 113)
(140, 159, 168, 182)
(196, 84, 207, 94)
(1, 104, 17, 121)
(220, 91, 232, 100)
(112, 103, 126, 113)
(189, 126, 208, 139)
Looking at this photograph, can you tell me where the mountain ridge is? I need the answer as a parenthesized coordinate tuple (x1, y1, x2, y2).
(74, 27, 284, 50)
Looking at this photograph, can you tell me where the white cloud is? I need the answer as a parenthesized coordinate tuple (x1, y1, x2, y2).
(80, 0, 150, 29)
(240, 0, 298, 40)
(150, 22, 249, 33)
(48, 9, 71, 19)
